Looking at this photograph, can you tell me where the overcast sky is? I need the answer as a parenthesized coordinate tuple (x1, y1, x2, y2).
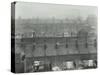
(15, 2, 97, 19)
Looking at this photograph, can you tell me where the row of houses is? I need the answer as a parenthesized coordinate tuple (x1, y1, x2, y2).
(15, 34, 97, 73)
(14, 30, 96, 39)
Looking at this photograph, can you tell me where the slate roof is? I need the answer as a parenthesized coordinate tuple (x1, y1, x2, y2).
(15, 37, 97, 57)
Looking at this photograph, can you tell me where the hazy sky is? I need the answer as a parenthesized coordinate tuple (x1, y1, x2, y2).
(15, 2, 97, 19)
